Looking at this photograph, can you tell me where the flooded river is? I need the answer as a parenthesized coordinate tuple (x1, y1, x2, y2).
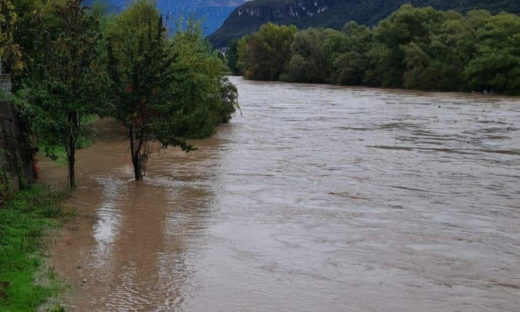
(43, 77, 520, 311)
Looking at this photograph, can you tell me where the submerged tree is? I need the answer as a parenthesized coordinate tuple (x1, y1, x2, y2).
(28, 0, 109, 188)
(168, 21, 238, 137)
(106, 0, 176, 180)
(107, 0, 238, 180)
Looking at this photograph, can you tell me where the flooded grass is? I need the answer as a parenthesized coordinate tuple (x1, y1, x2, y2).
(0, 185, 64, 311)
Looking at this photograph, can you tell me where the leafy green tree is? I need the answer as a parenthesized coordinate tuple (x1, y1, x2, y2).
(400, 10, 462, 91)
(107, 1, 238, 180)
(168, 20, 238, 137)
(363, 42, 394, 87)
(464, 13, 520, 94)
(226, 38, 240, 75)
(328, 22, 372, 85)
(368, 5, 447, 87)
(0, 0, 22, 74)
(219, 76, 239, 123)
(106, 0, 178, 180)
(236, 35, 250, 76)
(238, 23, 297, 80)
(282, 28, 335, 83)
(28, 0, 109, 188)
(440, 10, 490, 75)
(235, 5, 520, 95)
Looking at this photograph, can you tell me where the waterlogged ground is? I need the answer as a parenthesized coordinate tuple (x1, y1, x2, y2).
(42, 77, 520, 311)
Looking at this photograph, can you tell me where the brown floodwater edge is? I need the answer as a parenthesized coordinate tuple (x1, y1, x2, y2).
(41, 77, 520, 311)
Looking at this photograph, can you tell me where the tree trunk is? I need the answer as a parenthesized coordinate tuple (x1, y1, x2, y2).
(132, 150, 141, 180)
(67, 141, 76, 188)
(129, 126, 142, 181)
(67, 111, 78, 188)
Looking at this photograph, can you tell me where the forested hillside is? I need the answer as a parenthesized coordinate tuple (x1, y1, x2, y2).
(209, 0, 520, 47)
(234, 5, 520, 95)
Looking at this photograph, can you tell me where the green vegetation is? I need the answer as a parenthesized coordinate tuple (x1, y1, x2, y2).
(208, 0, 520, 48)
(106, 0, 178, 180)
(0, 185, 64, 312)
(106, 0, 238, 180)
(235, 5, 520, 95)
(237, 23, 297, 80)
(23, 0, 110, 188)
(0, 0, 238, 186)
(0, 0, 23, 74)
(226, 39, 240, 75)
(167, 23, 238, 136)
(38, 115, 98, 166)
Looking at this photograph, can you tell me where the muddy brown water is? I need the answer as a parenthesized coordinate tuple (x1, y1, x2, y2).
(41, 77, 520, 311)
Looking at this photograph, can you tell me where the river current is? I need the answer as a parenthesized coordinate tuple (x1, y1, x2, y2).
(43, 77, 520, 311)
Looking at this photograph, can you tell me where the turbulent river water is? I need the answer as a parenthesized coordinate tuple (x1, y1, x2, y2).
(42, 77, 520, 311)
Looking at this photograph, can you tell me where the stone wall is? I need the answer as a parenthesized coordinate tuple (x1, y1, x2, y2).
(0, 74, 12, 93)
(0, 100, 35, 198)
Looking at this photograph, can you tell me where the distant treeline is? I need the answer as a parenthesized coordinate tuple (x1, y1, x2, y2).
(228, 5, 520, 95)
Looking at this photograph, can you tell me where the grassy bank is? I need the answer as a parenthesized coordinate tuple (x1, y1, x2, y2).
(0, 185, 64, 311)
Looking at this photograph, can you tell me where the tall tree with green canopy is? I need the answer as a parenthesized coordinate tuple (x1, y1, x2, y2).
(464, 13, 520, 94)
(282, 28, 335, 83)
(238, 23, 297, 80)
(328, 22, 373, 85)
(106, 0, 177, 180)
(107, 1, 238, 180)
(168, 21, 238, 138)
(399, 10, 464, 91)
(28, 0, 109, 188)
(226, 38, 240, 75)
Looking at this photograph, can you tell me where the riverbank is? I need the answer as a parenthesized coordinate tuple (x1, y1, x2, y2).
(0, 118, 127, 311)
(0, 185, 65, 311)
(235, 75, 520, 98)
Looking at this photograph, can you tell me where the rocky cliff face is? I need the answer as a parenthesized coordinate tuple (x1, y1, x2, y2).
(88, 0, 248, 35)
(208, 0, 520, 47)
(235, 0, 338, 19)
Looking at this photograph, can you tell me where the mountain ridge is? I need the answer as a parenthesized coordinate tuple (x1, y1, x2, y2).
(208, 0, 520, 47)
(87, 0, 248, 35)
